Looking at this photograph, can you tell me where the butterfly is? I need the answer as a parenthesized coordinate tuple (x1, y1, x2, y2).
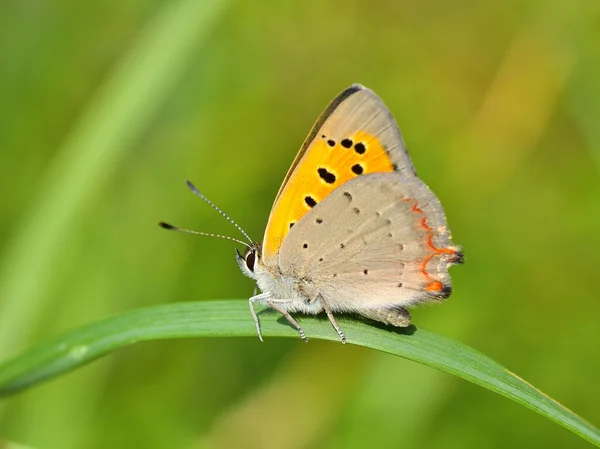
(161, 84, 463, 343)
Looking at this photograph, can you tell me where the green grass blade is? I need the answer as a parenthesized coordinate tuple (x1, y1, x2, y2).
(0, 300, 597, 446)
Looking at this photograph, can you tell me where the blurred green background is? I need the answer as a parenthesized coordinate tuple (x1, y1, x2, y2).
(0, 0, 599, 448)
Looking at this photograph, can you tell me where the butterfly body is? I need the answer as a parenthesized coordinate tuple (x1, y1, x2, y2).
(234, 86, 462, 342)
(240, 173, 461, 341)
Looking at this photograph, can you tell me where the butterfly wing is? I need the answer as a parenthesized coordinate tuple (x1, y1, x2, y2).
(277, 173, 463, 312)
(262, 84, 417, 263)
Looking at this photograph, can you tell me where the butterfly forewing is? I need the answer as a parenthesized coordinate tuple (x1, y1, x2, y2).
(262, 85, 417, 263)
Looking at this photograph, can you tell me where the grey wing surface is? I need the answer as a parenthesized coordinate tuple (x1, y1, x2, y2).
(278, 173, 462, 313)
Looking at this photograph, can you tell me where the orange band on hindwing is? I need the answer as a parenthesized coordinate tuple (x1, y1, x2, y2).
(408, 199, 458, 292)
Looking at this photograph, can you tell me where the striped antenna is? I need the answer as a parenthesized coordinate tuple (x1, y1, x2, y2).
(185, 180, 254, 245)
(158, 222, 251, 249)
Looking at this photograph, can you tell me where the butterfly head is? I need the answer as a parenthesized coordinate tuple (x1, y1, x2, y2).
(235, 243, 262, 280)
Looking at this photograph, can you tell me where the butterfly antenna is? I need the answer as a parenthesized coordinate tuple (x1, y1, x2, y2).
(159, 222, 252, 249)
(185, 180, 254, 245)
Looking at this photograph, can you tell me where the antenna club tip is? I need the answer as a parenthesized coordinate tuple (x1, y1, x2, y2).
(159, 221, 175, 230)
(186, 180, 198, 193)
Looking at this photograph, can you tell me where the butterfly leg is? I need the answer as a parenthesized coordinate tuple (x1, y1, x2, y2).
(318, 296, 346, 344)
(266, 300, 308, 343)
(249, 292, 271, 342)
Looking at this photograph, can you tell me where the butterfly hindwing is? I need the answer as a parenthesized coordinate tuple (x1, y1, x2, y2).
(262, 85, 417, 262)
(278, 173, 462, 312)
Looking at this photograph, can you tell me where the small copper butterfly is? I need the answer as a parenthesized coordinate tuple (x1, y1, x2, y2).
(161, 84, 463, 343)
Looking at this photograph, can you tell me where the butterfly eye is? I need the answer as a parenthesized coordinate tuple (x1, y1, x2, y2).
(245, 250, 256, 272)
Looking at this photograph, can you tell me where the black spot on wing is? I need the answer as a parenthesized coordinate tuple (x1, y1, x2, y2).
(305, 196, 317, 208)
(317, 167, 336, 184)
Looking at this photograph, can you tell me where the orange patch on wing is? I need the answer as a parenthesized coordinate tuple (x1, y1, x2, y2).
(425, 281, 443, 292)
(263, 130, 394, 258)
(425, 235, 455, 254)
(412, 204, 425, 214)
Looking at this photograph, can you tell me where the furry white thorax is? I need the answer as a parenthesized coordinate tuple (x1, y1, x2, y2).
(237, 250, 324, 315)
